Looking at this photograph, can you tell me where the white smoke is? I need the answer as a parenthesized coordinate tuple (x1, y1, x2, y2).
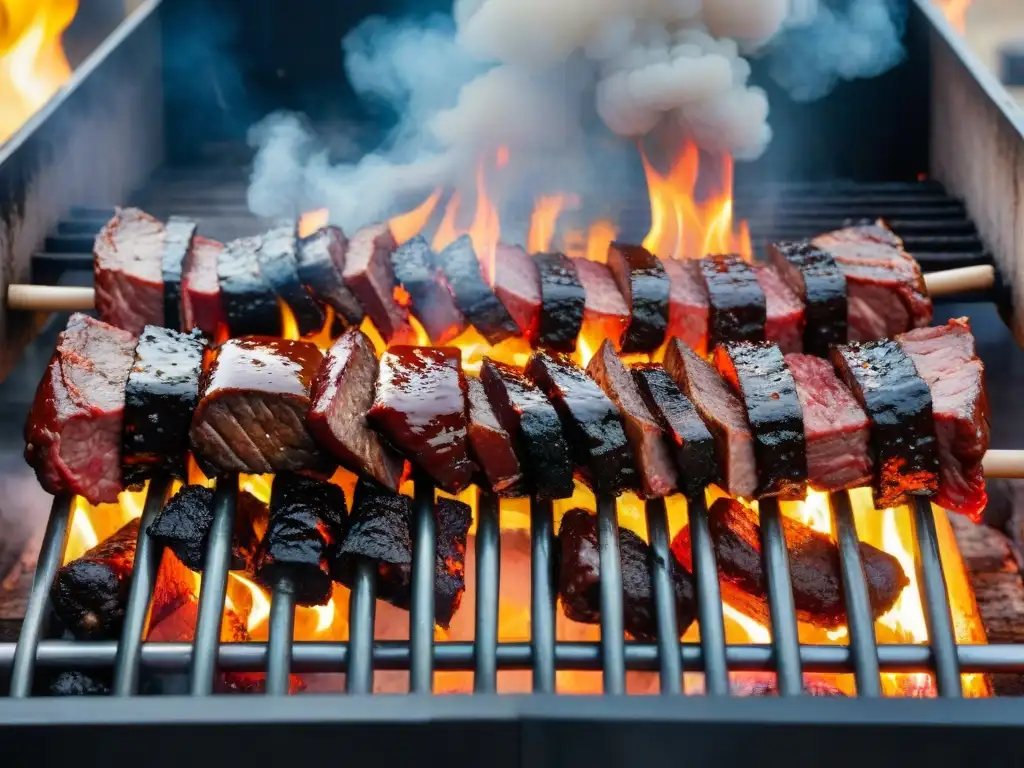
(247, 0, 906, 229)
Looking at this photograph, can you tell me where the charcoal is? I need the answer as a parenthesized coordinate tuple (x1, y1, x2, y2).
(672, 498, 909, 628)
(332, 481, 471, 628)
(700, 254, 766, 347)
(296, 225, 365, 326)
(435, 235, 519, 344)
(466, 376, 525, 496)
(557, 508, 696, 641)
(218, 235, 282, 336)
(255, 474, 348, 606)
(480, 358, 574, 499)
(160, 216, 196, 330)
(713, 341, 807, 499)
(258, 221, 326, 336)
(533, 252, 585, 352)
(831, 339, 940, 508)
(391, 235, 467, 343)
(606, 242, 670, 353)
(49, 671, 111, 696)
(768, 241, 847, 357)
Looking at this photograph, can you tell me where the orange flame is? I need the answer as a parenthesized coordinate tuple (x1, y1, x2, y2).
(935, 0, 971, 32)
(298, 208, 329, 238)
(0, 0, 77, 146)
(527, 194, 567, 253)
(431, 148, 505, 270)
(389, 189, 441, 245)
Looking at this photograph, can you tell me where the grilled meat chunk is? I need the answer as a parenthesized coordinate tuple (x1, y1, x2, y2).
(768, 240, 847, 357)
(713, 342, 807, 499)
(308, 329, 404, 490)
(526, 349, 635, 495)
(367, 346, 475, 493)
(121, 326, 205, 487)
(700, 253, 766, 348)
(573, 258, 629, 349)
(557, 508, 696, 641)
(831, 339, 939, 508)
(755, 264, 804, 355)
(659, 256, 710, 356)
(632, 363, 717, 499)
(897, 317, 990, 519)
(181, 236, 227, 336)
(391, 235, 467, 344)
(93, 208, 165, 334)
(436, 235, 519, 344)
(25, 314, 136, 504)
(533, 252, 585, 352)
(296, 225, 365, 327)
(480, 358, 574, 499)
(343, 223, 413, 343)
(786, 353, 872, 492)
(147, 485, 266, 573)
(586, 340, 677, 498)
(482, 242, 540, 337)
(255, 474, 348, 606)
(161, 217, 196, 330)
(466, 376, 524, 496)
(218, 235, 282, 337)
(813, 221, 932, 341)
(606, 242, 670, 353)
(258, 221, 325, 336)
(190, 337, 330, 476)
(663, 338, 757, 499)
(673, 498, 908, 628)
(333, 481, 471, 629)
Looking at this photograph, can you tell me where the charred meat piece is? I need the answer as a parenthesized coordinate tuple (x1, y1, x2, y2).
(367, 346, 475, 493)
(533, 252, 585, 352)
(218, 235, 282, 337)
(713, 342, 807, 499)
(190, 337, 331, 476)
(161, 217, 196, 331)
(333, 481, 471, 629)
(557, 508, 696, 641)
(343, 223, 413, 342)
(526, 349, 635, 495)
(483, 242, 541, 336)
(606, 242, 670, 353)
(768, 241, 847, 357)
(121, 326, 205, 487)
(663, 338, 756, 499)
(436, 235, 519, 344)
(813, 221, 932, 341)
(573, 258, 629, 349)
(466, 376, 524, 496)
(296, 225, 365, 327)
(659, 256, 709, 356)
(586, 340, 676, 498)
(255, 474, 347, 606)
(391, 235, 467, 343)
(25, 314, 136, 504)
(147, 485, 267, 573)
(755, 264, 804, 355)
(897, 317, 990, 519)
(673, 498, 908, 628)
(258, 221, 326, 336)
(93, 208, 165, 335)
(632, 363, 717, 500)
(308, 329, 404, 489)
(480, 358, 574, 499)
(831, 339, 939, 508)
(181, 236, 227, 337)
(730, 675, 846, 698)
(786, 353, 872, 492)
(700, 253, 766, 347)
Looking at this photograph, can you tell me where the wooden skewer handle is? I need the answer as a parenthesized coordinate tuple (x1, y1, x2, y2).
(982, 450, 1024, 479)
(7, 285, 95, 311)
(923, 264, 995, 297)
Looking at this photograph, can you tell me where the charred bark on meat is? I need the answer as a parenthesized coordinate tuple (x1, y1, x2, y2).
(701, 254, 766, 348)
(258, 222, 326, 336)
(160, 217, 196, 331)
(768, 241, 847, 357)
(533, 252, 585, 352)
(606, 242, 670, 353)
(218, 235, 282, 337)
(296, 226, 365, 327)
(391, 235, 467, 344)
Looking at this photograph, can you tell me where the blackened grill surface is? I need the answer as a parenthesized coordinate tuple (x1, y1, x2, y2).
(218, 235, 282, 337)
(606, 242, 669, 353)
(258, 222, 325, 336)
(533, 252, 585, 352)
(121, 325, 205, 487)
(701, 254, 766, 347)
(436, 235, 518, 345)
(391, 235, 467, 344)
(160, 217, 196, 331)
(768, 241, 847, 357)
(831, 339, 940, 508)
(713, 342, 807, 499)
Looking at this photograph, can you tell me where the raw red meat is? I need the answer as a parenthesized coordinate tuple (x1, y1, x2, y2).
(755, 264, 805, 354)
(659, 257, 709, 356)
(572, 258, 629, 349)
(93, 208, 165, 335)
(181, 235, 226, 337)
(343, 223, 414, 343)
(481, 242, 540, 337)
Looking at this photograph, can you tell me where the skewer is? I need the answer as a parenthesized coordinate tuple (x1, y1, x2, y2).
(3, 263, 998, 313)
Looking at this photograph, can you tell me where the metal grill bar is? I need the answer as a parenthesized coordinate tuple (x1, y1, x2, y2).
(346, 559, 376, 694)
(265, 578, 296, 696)
(530, 498, 556, 693)
(409, 475, 436, 693)
(597, 495, 626, 694)
(189, 476, 238, 695)
(759, 498, 804, 695)
(112, 478, 170, 695)
(828, 492, 882, 697)
(473, 491, 500, 693)
(644, 498, 682, 694)
(688, 495, 730, 695)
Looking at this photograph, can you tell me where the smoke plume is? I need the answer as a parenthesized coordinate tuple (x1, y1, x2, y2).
(247, 0, 908, 229)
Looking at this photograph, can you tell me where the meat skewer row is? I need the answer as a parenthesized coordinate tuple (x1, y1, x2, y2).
(6, 208, 995, 355)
